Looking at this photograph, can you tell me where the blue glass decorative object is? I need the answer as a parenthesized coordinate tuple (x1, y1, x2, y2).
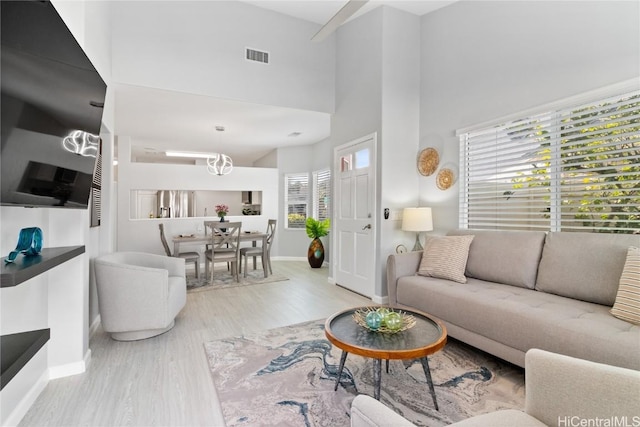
(365, 311, 382, 330)
(5, 227, 43, 263)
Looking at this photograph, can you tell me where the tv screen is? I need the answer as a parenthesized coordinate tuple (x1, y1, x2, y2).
(1, 0, 107, 208)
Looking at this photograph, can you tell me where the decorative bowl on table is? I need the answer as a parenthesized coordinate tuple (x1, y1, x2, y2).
(353, 307, 416, 334)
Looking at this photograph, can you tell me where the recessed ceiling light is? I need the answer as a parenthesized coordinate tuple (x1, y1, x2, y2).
(166, 151, 217, 159)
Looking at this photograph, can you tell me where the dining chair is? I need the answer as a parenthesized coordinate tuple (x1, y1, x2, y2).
(204, 221, 242, 282)
(203, 220, 228, 269)
(158, 223, 200, 278)
(240, 219, 276, 277)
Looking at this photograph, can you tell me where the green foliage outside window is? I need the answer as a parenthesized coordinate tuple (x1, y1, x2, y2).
(508, 94, 639, 233)
(288, 213, 306, 228)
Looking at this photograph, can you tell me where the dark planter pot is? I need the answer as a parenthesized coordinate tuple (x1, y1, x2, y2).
(307, 237, 324, 268)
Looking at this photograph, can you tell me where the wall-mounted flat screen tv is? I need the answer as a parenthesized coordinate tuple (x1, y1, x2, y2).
(1, 0, 107, 208)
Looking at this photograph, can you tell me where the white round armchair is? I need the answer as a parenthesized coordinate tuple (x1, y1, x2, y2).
(94, 252, 187, 341)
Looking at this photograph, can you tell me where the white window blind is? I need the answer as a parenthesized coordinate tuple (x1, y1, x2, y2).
(313, 169, 331, 221)
(285, 173, 309, 229)
(90, 139, 102, 228)
(459, 90, 640, 233)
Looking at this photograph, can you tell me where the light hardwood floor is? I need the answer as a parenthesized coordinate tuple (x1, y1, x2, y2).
(19, 261, 371, 426)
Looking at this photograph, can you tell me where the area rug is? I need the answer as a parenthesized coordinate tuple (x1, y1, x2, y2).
(204, 319, 525, 427)
(187, 268, 288, 293)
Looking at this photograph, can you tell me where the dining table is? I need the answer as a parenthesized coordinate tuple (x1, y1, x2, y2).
(171, 232, 269, 278)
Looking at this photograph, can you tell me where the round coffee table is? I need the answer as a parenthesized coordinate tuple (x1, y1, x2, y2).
(325, 306, 447, 409)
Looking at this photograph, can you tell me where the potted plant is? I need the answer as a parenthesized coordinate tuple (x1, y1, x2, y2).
(305, 217, 330, 268)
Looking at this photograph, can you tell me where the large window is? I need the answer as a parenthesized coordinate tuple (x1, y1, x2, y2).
(459, 89, 640, 233)
(313, 169, 331, 221)
(285, 173, 309, 229)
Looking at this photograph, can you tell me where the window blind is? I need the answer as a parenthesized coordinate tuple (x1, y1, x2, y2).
(90, 140, 102, 227)
(285, 173, 309, 229)
(313, 169, 331, 221)
(460, 90, 640, 233)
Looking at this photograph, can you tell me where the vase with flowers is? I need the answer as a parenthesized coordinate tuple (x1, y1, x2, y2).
(215, 204, 229, 232)
(215, 204, 229, 218)
(215, 204, 229, 222)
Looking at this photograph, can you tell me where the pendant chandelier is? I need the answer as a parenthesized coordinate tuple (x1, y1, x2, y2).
(206, 153, 233, 176)
(206, 125, 233, 175)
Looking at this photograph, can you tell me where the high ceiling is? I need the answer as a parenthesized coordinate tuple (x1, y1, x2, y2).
(244, 0, 456, 25)
(118, 1, 457, 166)
(116, 83, 331, 166)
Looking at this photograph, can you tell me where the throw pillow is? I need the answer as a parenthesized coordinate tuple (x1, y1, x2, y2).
(418, 235, 474, 284)
(610, 246, 640, 325)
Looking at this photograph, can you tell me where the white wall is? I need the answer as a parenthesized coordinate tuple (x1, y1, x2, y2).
(332, 7, 422, 298)
(379, 8, 422, 293)
(110, 1, 335, 114)
(1, 0, 115, 424)
(333, 9, 384, 147)
(276, 145, 315, 260)
(420, 0, 640, 231)
(116, 137, 278, 262)
(0, 208, 90, 426)
(253, 149, 278, 168)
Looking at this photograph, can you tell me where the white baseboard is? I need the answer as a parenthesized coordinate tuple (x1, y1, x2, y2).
(48, 349, 91, 380)
(89, 315, 101, 338)
(271, 256, 307, 262)
(327, 276, 335, 284)
(3, 368, 48, 427)
(83, 348, 92, 371)
(371, 295, 389, 305)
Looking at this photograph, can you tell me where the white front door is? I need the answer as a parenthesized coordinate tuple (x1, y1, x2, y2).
(333, 134, 376, 297)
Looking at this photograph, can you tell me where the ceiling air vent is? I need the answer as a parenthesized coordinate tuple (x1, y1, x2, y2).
(246, 48, 269, 64)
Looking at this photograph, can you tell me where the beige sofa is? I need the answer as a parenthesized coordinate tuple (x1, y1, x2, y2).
(386, 230, 640, 370)
(351, 348, 640, 427)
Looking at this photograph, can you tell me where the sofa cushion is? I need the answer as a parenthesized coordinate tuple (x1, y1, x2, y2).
(535, 232, 640, 306)
(418, 235, 474, 283)
(395, 275, 640, 370)
(448, 229, 546, 289)
(610, 247, 640, 325)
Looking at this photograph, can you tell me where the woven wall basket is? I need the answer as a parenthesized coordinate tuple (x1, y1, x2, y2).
(417, 148, 439, 176)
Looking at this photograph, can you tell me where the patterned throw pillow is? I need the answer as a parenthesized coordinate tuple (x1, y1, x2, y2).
(610, 246, 640, 325)
(417, 235, 474, 284)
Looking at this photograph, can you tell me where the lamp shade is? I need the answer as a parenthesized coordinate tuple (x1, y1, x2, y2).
(402, 207, 433, 232)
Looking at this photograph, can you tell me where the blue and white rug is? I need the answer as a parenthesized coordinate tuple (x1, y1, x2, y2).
(204, 320, 525, 426)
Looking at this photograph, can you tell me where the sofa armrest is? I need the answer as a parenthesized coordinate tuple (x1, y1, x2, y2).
(386, 252, 422, 305)
(351, 395, 416, 427)
(525, 349, 640, 426)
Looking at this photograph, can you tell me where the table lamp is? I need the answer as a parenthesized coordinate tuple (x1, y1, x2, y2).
(402, 207, 433, 251)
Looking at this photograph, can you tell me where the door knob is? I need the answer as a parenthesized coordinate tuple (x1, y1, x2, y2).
(362, 224, 372, 230)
